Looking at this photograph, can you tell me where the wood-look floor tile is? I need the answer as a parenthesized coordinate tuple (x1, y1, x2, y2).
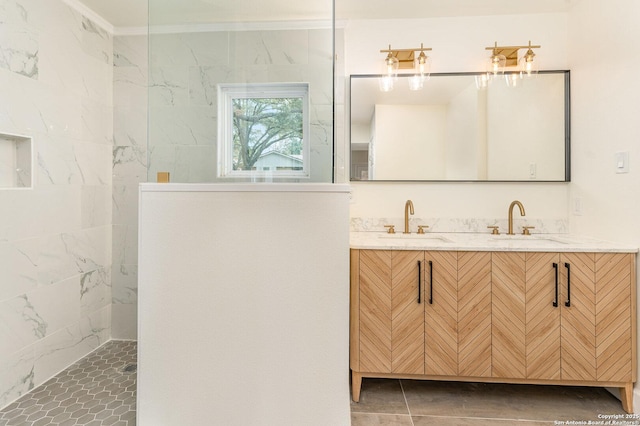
(412, 415, 554, 425)
(401, 380, 625, 422)
(351, 412, 414, 425)
(350, 378, 409, 415)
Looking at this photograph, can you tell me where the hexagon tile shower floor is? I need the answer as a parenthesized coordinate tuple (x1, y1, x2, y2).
(0, 341, 137, 426)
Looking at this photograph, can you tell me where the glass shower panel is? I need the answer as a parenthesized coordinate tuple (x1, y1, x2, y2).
(147, 0, 334, 183)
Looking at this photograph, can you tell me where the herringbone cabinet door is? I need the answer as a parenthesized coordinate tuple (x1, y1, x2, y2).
(391, 251, 425, 374)
(525, 252, 561, 379)
(595, 253, 633, 382)
(359, 250, 393, 373)
(457, 251, 492, 377)
(560, 253, 597, 381)
(425, 251, 458, 376)
(492, 252, 526, 379)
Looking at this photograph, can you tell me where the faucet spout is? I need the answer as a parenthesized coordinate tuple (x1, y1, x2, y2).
(404, 200, 414, 234)
(508, 200, 526, 235)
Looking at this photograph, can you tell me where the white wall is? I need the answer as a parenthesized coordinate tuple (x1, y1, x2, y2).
(373, 104, 446, 180)
(567, 0, 640, 409)
(0, 0, 113, 408)
(487, 74, 566, 180)
(137, 184, 351, 426)
(446, 83, 484, 180)
(342, 13, 571, 225)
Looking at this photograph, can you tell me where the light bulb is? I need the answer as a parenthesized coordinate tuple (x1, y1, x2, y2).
(519, 46, 538, 78)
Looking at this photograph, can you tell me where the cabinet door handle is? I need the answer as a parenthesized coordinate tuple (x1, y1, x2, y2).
(429, 260, 433, 305)
(552, 262, 559, 307)
(417, 260, 422, 304)
(564, 262, 571, 307)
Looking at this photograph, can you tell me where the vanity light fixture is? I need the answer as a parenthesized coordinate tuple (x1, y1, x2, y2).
(379, 43, 432, 91)
(379, 45, 399, 92)
(481, 41, 541, 88)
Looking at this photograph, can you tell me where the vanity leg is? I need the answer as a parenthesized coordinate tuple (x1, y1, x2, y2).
(620, 383, 634, 413)
(351, 371, 363, 402)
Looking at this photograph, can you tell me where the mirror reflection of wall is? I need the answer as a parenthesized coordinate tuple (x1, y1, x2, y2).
(350, 71, 569, 182)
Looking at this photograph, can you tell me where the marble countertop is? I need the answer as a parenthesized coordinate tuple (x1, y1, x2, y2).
(350, 232, 638, 253)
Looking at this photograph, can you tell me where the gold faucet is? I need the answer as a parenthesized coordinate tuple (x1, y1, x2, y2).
(404, 200, 414, 234)
(507, 200, 526, 235)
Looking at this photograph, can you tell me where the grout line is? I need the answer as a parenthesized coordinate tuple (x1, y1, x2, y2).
(411, 414, 554, 423)
(399, 379, 415, 426)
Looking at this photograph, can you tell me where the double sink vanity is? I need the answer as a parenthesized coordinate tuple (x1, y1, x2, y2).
(349, 200, 637, 413)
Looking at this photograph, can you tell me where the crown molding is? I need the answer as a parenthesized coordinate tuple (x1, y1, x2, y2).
(149, 20, 332, 34)
(61, 0, 114, 34)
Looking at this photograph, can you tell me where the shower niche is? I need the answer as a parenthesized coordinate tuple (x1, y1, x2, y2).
(0, 132, 32, 189)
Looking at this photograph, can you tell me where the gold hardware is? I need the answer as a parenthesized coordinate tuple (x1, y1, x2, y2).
(417, 225, 429, 234)
(384, 225, 396, 234)
(380, 44, 432, 70)
(507, 200, 526, 235)
(157, 172, 170, 183)
(487, 226, 500, 235)
(522, 226, 535, 235)
(404, 200, 414, 234)
(485, 41, 541, 67)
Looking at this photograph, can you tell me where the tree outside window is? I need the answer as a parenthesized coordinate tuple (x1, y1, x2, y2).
(218, 83, 309, 178)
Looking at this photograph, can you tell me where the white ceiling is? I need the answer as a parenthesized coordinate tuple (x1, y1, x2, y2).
(75, 0, 579, 29)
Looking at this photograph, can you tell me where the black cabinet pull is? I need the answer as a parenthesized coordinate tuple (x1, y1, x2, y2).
(417, 260, 422, 304)
(429, 260, 433, 305)
(564, 262, 571, 307)
(552, 263, 559, 307)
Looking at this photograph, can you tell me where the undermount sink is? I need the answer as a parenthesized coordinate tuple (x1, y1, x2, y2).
(379, 233, 453, 243)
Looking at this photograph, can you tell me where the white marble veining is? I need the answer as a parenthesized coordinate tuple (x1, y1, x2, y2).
(111, 264, 137, 305)
(351, 216, 569, 234)
(0, 345, 34, 408)
(0, 0, 113, 410)
(147, 28, 334, 184)
(350, 231, 638, 253)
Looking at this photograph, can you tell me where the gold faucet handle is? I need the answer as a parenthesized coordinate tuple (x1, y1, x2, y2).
(487, 226, 500, 235)
(384, 225, 396, 234)
(417, 225, 429, 234)
(522, 226, 535, 235)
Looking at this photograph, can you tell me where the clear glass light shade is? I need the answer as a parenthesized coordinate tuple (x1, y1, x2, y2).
(519, 49, 538, 78)
(379, 52, 399, 92)
(383, 53, 399, 78)
(378, 75, 394, 92)
(475, 73, 490, 90)
(414, 52, 431, 78)
(408, 53, 431, 91)
(486, 53, 506, 78)
(408, 74, 426, 91)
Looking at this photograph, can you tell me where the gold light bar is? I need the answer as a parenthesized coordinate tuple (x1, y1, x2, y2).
(380, 44, 432, 69)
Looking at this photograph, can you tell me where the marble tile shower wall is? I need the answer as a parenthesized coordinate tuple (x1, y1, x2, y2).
(146, 29, 334, 183)
(112, 35, 148, 340)
(0, 0, 113, 409)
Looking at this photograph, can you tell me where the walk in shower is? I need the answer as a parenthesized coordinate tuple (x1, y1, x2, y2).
(147, 0, 335, 183)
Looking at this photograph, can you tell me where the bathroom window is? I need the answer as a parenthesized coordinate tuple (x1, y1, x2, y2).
(218, 83, 310, 179)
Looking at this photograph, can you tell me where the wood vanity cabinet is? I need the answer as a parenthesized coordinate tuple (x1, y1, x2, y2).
(350, 249, 636, 412)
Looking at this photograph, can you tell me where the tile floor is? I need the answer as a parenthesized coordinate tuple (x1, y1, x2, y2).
(351, 378, 632, 425)
(0, 341, 136, 426)
(0, 342, 633, 426)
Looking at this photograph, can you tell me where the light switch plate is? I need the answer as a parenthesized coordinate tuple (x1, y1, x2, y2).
(615, 151, 629, 173)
